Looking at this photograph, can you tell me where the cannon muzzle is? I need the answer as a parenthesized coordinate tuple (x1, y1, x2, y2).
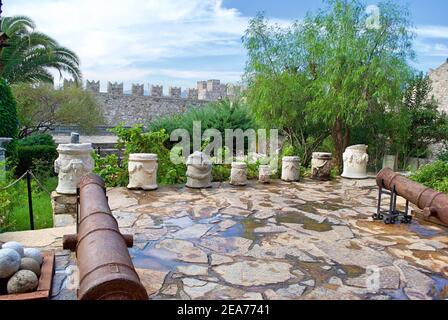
(65, 173, 148, 300)
(376, 168, 448, 225)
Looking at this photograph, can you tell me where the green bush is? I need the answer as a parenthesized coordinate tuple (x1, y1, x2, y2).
(18, 133, 56, 147)
(438, 146, 448, 162)
(0, 78, 19, 163)
(95, 126, 187, 187)
(410, 161, 448, 193)
(16, 145, 58, 176)
(148, 100, 256, 149)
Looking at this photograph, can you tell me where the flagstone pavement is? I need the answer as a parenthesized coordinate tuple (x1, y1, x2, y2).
(1, 178, 447, 300)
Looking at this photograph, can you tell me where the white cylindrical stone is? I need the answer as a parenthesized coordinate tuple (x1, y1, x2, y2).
(258, 165, 271, 183)
(311, 152, 333, 181)
(127, 153, 158, 190)
(186, 151, 212, 189)
(341, 145, 369, 179)
(230, 162, 247, 186)
(54, 143, 94, 195)
(281, 156, 300, 182)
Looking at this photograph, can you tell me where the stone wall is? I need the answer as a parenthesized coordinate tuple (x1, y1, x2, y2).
(81, 79, 241, 127)
(428, 59, 448, 159)
(95, 92, 207, 127)
(429, 59, 448, 114)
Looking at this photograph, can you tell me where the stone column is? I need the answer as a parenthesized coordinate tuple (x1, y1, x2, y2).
(311, 152, 333, 181)
(127, 153, 158, 190)
(52, 143, 94, 227)
(230, 162, 247, 186)
(281, 156, 300, 182)
(186, 151, 212, 189)
(341, 145, 369, 179)
(258, 165, 271, 183)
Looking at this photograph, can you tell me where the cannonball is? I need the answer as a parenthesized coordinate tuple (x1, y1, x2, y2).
(20, 257, 41, 278)
(0, 248, 21, 279)
(2, 242, 24, 257)
(7, 270, 38, 294)
(23, 248, 43, 266)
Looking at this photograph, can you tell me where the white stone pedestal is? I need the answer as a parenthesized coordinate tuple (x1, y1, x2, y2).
(281, 156, 300, 182)
(230, 162, 247, 186)
(258, 165, 271, 183)
(341, 145, 369, 179)
(54, 143, 94, 194)
(311, 152, 332, 181)
(127, 153, 158, 190)
(186, 151, 212, 189)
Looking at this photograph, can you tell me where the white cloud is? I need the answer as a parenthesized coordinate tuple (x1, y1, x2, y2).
(4, 0, 251, 87)
(415, 25, 448, 39)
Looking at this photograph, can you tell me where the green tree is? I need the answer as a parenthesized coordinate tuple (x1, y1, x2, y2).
(243, 0, 414, 170)
(12, 83, 105, 138)
(390, 73, 448, 165)
(0, 78, 18, 160)
(0, 16, 81, 84)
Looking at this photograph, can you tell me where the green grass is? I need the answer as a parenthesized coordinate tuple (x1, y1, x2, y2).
(3, 177, 56, 232)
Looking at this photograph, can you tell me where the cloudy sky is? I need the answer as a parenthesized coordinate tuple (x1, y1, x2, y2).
(4, 0, 448, 92)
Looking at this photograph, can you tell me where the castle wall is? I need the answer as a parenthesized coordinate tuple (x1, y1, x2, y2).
(429, 60, 448, 114)
(94, 92, 207, 127)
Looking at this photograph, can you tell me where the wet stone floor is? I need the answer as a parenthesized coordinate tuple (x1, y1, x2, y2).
(54, 178, 448, 300)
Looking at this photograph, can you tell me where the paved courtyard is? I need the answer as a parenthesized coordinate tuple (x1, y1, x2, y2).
(1, 178, 447, 300)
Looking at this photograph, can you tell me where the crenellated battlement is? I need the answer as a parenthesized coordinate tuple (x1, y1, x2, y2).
(86, 80, 100, 93)
(169, 86, 182, 98)
(132, 84, 144, 96)
(81, 79, 241, 101)
(150, 85, 164, 97)
(107, 82, 124, 95)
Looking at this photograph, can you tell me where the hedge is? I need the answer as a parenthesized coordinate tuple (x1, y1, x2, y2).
(16, 145, 58, 176)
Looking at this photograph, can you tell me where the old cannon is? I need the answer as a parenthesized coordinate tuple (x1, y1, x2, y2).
(63, 173, 148, 300)
(375, 168, 448, 225)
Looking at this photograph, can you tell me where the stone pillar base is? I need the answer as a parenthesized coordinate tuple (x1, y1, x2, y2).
(51, 191, 77, 227)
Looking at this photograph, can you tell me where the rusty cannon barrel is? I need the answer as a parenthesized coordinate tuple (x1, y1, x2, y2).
(64, 173, 148, 300)
(376, 168, 448, 225)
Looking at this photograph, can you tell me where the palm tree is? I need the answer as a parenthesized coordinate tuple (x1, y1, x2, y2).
(0, 16, 81, 84)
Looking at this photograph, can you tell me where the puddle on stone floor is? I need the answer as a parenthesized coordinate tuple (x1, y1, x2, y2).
(408, 223, 443, 238)
(276, 212, 334, 232)
(340, 264, 366, 278)
(429, 275, 448, 300)
(130, 245, 188, 272)
(219, 217, 267, 241)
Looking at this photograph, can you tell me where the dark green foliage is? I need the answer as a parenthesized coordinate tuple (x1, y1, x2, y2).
(148, 100, 256, 149)
(16, 145, 58, 176)
(18, 133, 56, 147)
(410, 161, 448, 193)
(0, 78, 19, 163)
(94, 126, 187, 187)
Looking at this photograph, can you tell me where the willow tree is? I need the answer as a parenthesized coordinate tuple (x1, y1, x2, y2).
(243, 0, 414, 170)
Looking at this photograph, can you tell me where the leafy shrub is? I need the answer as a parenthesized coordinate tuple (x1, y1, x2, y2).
(0, 78, 19, 163)
(410, 161, 448, 193)
(148, 100, 256, 150)
(94, 125, 187, 187)
(18, 133, 56, 147)
(16, 145, 58, 176)
(438, 146, 448, 163)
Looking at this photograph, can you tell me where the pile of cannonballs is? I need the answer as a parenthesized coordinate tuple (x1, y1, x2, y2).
(0, 242, 43, 295)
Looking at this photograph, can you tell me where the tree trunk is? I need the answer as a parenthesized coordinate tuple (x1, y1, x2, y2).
(331, 118, 350, 174)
